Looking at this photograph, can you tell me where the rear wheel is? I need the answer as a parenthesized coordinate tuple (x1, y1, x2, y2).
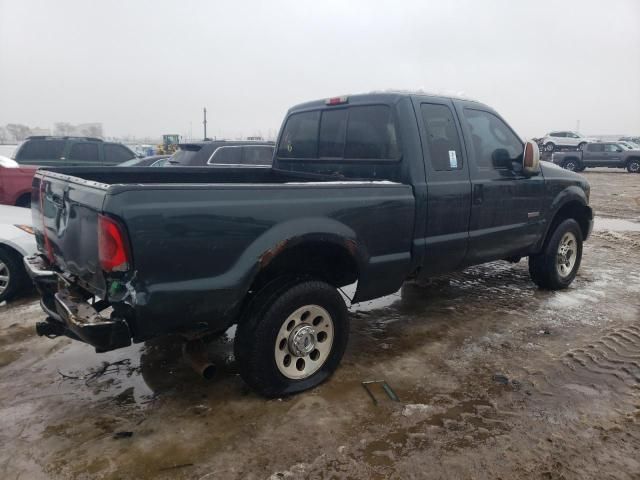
(562, 159, 579, 171)
(0, 248, 28, 303)
(627, 158, 640, 173)
(234, 278, 349, 397)
(529, 219, 583, 290)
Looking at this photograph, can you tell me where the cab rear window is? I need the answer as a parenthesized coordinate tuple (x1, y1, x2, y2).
(277, 105, 400, 160)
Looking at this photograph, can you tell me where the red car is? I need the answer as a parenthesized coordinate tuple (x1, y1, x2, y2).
(0, 157, 38, 207)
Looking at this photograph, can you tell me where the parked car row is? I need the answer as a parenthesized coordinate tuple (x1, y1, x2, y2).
(0, 137, 276, 207)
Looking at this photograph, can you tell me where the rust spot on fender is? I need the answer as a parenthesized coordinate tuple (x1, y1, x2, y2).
(259, 239, 289, 268)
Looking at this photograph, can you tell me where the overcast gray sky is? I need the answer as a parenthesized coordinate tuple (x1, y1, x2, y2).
(1, 0, 639, 140)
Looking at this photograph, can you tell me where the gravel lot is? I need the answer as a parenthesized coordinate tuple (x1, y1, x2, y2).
(0, 168, 639, 479)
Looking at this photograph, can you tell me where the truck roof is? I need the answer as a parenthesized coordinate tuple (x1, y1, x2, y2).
(288, 90, 486, 112)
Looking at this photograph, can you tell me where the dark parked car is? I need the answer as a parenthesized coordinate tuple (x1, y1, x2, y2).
(25, 92, 592, 397)
(171, 140, 274, 167)
(552, 142, 640, 173)
(12, 136, 136, 167)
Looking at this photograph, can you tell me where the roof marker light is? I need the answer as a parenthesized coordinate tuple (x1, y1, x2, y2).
(325, 96, 349, 106)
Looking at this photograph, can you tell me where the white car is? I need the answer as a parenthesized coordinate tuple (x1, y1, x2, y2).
(541, 131, 597, 152)
(0, 205, 37, 302)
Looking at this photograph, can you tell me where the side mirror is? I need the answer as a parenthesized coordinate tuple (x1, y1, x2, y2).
(523, 141, 540, 176)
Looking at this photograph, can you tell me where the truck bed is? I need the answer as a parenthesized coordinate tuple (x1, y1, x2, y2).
(38, 166, 353, 186)
(33, 166, 416, 340)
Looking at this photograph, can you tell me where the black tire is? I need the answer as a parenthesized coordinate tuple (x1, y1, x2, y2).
(529, 219, 583, 290)
(0, 247, 28, 303)
(562, 159, 579, 171)
(627, 158, 640, 173)
(15, 194, 31, 208)
(234, 278, 349, 397)
(544, 142, 555, 152)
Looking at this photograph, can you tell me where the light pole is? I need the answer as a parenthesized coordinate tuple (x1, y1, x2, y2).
(203, 107, 208, 140)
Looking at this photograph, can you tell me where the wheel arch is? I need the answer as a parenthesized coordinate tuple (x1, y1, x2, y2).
(250, 235, 362, 293)
(536, 196, 592, 252)
(14, 191, 31, 208)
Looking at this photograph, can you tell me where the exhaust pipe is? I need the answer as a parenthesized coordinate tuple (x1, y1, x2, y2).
(183, 340, 217, 380)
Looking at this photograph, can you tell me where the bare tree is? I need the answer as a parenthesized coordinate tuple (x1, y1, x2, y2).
(6, 124, 32, 141)
(54, 122, 74, 136)
(80, 124, 103, 138)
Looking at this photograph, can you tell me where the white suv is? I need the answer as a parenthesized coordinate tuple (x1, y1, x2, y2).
(541, 131, 596, 152)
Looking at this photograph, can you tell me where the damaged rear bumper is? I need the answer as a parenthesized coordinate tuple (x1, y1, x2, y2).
(23, 255, 131, 352)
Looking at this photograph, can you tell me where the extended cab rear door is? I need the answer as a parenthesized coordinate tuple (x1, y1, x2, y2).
(411, 97, 471, 276)
(455, 101, 544, 264)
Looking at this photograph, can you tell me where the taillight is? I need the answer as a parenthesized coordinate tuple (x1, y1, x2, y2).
(98, 214, 130, 272)
(39, 179, 55, 263)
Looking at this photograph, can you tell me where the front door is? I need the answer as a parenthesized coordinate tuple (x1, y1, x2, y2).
(602, 143, 623, 167)
(412, 98, 471, 277)
(455, 102, 545, 265)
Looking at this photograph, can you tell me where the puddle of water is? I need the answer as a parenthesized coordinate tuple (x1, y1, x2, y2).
(594, 218, 640, 232)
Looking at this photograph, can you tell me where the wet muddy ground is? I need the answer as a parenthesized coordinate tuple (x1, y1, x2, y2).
(1, 169, 639, 479)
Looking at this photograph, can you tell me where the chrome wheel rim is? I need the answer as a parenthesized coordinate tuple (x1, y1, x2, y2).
(565, 162, 576, 171)
(0, 260, 9, 295)
(557, 232, 578, 278)
(274, 305, 334, 380)
(545, 144, 554, 152)
(630, 162, 640, 173)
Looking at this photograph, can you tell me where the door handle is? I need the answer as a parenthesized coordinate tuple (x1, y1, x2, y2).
(473, 184, 483, 205)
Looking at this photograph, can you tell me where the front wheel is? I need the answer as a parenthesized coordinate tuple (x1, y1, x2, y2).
(234, 279, 349, 397)
(544, 142, 555, 152)
(529, 219, 583, 290)
(627, 158, 640, 173)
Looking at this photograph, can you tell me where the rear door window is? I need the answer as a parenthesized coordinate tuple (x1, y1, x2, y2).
(318, 109, 347, 158)
(68, 143, 99, 162)
(587, 144, 604, 152)
(242, 146, 274, 165)
(15, 140, 65, 162)
(345, 105, 399, 159)
(209, 146, 243, 165)
(420, 103, 463, 171)
(104, 144, 135, 163)
(277, 111, 320, 158)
